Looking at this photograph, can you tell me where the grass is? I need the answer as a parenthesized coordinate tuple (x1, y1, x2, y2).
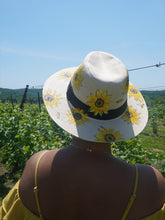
(139, 117, 165, 152)
(144, 120, 165, 136)
(139, 134, 165, 151)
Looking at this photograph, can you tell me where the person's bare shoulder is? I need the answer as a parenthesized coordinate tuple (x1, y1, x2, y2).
(19, 149, 59, 215)
(151, 165, 165, 203)
(137, 164, 165, 206)
(20, 149, 60, 184)
(127, 164, 165, 219)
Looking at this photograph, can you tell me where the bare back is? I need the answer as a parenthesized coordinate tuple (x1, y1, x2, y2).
(19, 146, 165, 220)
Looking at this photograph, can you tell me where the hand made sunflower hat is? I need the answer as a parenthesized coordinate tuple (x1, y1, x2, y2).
(43, 51, 148, 142)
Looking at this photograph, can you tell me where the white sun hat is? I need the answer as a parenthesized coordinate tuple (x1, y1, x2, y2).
(43, 51, 148, 142)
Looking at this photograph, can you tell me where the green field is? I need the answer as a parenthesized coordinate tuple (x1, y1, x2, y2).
(139, 119, 165, 151)
(0, 91, 165, 204)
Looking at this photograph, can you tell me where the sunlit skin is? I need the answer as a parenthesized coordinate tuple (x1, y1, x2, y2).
(18, 135, 165, 220)
(71, 136, 112, 153)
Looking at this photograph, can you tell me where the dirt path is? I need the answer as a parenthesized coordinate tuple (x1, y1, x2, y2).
(0, 162, 20, 205)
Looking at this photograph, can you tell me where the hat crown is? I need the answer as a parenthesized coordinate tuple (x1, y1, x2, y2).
(71, 51, 129, 111)
(43, 50, 148, 142)
(84, 51, 126, 82)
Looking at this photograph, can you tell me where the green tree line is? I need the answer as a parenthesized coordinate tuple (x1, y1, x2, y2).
(0, 88, 43, 104)
(0, 88, 165, 105)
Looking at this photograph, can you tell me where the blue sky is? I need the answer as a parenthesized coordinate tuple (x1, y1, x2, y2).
(0, 0, 165, 90)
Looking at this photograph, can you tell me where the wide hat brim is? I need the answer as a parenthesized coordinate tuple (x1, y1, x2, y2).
(43, 67, 148, 142)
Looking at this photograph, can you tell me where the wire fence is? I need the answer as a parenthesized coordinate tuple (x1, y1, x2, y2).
(0, 61, 165, 107)
(29, 61, 165, 90)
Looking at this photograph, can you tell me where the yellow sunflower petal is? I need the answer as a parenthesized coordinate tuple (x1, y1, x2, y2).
(87, 90, 111, 116)
(95, 126, 122, 142)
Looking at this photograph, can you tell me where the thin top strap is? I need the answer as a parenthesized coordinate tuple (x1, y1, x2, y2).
(33, 151, 48, 220)
(121, 164, 138, 220)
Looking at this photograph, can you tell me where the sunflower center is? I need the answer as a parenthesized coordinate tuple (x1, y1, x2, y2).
(44, 94, 54, 102)
(65, 73, 71, 78)
(125, 110, 133, 119)
(104, 133, 116, 142)
(74, 73, 79, 81)
(130, 88, 138, 94)
(95, 98, 104, 108)
(73, 112, 82, 120)
(125, 110, 130, 118)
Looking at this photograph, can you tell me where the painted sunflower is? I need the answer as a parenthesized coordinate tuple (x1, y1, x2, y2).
(59, 71, 72, 81)
(43, 90, 61, 108)
(123, 75, 129, 94)
(72, 65, 84, 90)
(122, 106, 141, 125)
(67, 108, 89, 126)
(86, 90, 111, 116)
(128, 85, 143, 102)
(95, 127, 122, 142)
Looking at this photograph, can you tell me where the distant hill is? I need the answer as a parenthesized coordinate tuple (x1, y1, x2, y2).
(141, 90, 165, 98)
(0, 87, 165, 104)
(141, 90, 165, 107)
(0, 87, 42, 103)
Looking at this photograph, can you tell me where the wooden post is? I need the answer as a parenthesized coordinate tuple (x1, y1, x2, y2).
(38, 92, 41, 112)
(20, 85, 29, 110)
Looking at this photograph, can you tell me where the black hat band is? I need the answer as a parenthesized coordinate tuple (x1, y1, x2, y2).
(67, 83, 127, 120)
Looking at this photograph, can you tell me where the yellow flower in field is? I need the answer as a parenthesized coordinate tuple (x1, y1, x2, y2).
(43, 90, 61, 108)
(122, 106, 141, 125)
(128, 85, 143, 102)
(72, 65, 84, 90)
(95, 127, 122, 142)
(67, 108, 89, 126)
(86, 90, 111, 116)
(59, 71, 72, 81)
